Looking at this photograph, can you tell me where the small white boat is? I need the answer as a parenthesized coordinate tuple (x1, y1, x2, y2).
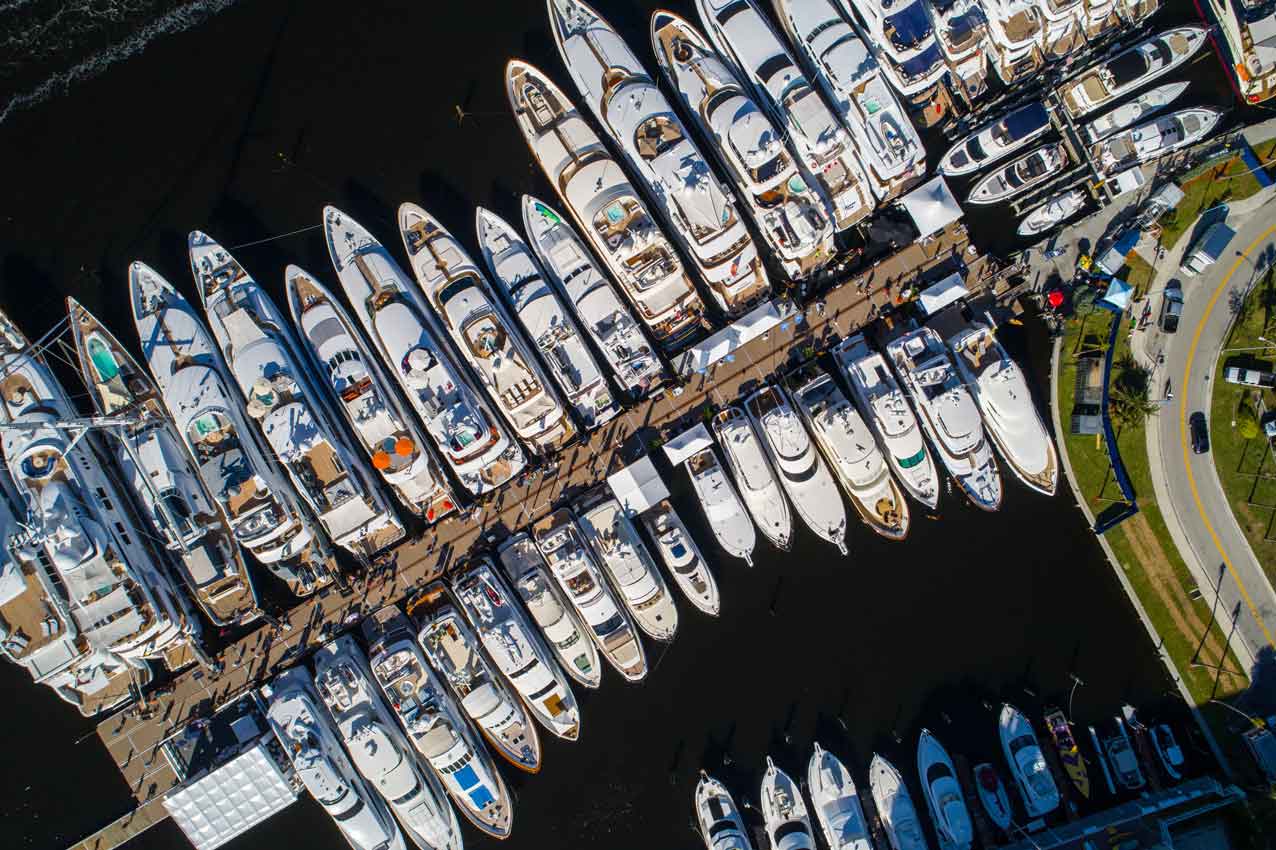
(641, 499, 720, 616)
(968, 143, 1068, 205)
(1151, 723, 1185, 781)
(917, 729, 973, 850)
(663, 424, 756, 565)
(1082, 81, 1189, 142)
(999, 703, 1060, 817)
(1060, 26, 1207, 118)
(972, 763, 1012, 831)
(1093, 107, 1224, 174)
(761, 757, 817, 850)
(712, 406, 793, 550)
(868, 754, 929, 850)
(1017, 189, 1088, 237)
(807, 743, 872, 850)
(939, 101, 1051, 176)
(694, 772, 754, 850)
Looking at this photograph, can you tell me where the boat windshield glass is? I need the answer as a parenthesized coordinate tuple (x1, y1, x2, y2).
(884, 3, 932, 52)
(592, 612, 624, 637)
(897, 448, 926, 468)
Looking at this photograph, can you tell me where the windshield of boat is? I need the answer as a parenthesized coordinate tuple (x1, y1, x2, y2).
(897, 448, 926, 468)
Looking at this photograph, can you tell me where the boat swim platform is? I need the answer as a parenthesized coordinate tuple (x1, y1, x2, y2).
(82, 220, 992, 850)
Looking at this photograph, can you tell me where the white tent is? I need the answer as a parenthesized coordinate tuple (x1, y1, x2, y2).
(672, 298, 795, 376)
(606, 456, 669, 517)
(917, 272, 969, 316)
(163, 743, 299, 850)
(899, 176, 963, 238)
(662, 423, 714, 467)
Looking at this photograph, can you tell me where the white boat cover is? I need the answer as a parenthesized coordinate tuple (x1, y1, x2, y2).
(917, 272, 969, 316)
(672, 298, 793, 376)
(163, 743, 299, 850)
(899, 176, 963, 238)
(606, 456, 669, 517)
(661, 423, 714, 467)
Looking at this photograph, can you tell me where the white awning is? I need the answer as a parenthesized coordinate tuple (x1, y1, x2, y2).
(606, 456, 669, 517)
(163, 743, 299, 850)
(899, 176, 963, 238)
(917, 272, 969, 315)
(662, 423, 713, 467)
(673, 298, 795, 376)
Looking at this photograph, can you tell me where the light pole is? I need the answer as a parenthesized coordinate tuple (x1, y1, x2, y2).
(1208, 698, 1265, 728)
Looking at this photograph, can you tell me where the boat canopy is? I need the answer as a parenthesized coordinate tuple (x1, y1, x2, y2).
(899, 176, 962, 238)
(163, 743, 299, 850)
(672, 298, 794, 377)
(606, 455, 669, 517)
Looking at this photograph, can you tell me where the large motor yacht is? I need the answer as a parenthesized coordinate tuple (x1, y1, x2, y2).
(651, 9, 835, 280)
(744, 385, 848, 554)
(980, 0, 1045, 85)
(452, 556, 581, 741)
(938, 101, 1052, 176)
(999, 703, 1060, 817)
(363, 605, 513, 840)
(886, 328, 1002, 511)
(262, 666, 404, 850)
(532, 509, 647, 682)
(1082, 81, 1189, 143)
(131, 262, 336, 595)
(761, 757, 817, 850)
(287, 265, 457, 524)
(324, 206, 522, 496)
(505, 60, 705, 351)
(1059, 26, 1207, 119)
(868, 754, 928, 850)
(67, 298, 259, 627)
(948, 324, 1058, 496)
(1033, 0, 1085, 61)
(807, 743, 872, 850)
(313, 636, 457, 850)
(495, 532, 602, 689)
(921, 0, 993, 103)
(1200, 0, 1276, 104)
(1092, 108, 1224, 174)
(917, 729, 973, 850)
(694, 772, 754, 850)
(664, 423, 757, 566)
(711, 406, 792, 550)
(833, 0, 949, 108)
(967, 143, 1069, 205)
(475, 207, 620, 431)
(640, 499, 720, 616)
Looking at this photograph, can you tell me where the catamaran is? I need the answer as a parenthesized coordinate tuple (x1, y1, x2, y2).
(999, 703, 1060, 817)
(711, 406, 792, 550)
(761, 757, 818, 850)
(641, 499, 720, 616)
(663, 423, 757, 566)
(917, 729, 973, 850)
(869, 754, 928, 850)
(1059, 26, 1207, 118)
(807, 743, 872, 850)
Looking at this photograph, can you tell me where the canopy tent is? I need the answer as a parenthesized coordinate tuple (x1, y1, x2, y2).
(606, 456, 669, 517)
(163, 743, 299, 850)
(1098, 278, 1134, 313)
(672, 298, 795, 377)
(662, 423, 714, 467)
(899, 176, 963, 238)
(917, 272, 969, 316)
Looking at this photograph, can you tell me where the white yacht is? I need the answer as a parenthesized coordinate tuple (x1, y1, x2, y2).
(967, 143, 1068, 205)
(130, 262, 337, 595)
(663, 423, 757, 566)
(938, 101, 1052, 176)
(1017, 189, 1088, 237)
(1059, 27, 1207, 119)
(287, 266, 458, 524)
(313, 636, 456, 850)
(411, 583, 542, 774)
(1200, 0, 1276, 105)
(1079, 0, 1122, 39)
(917, 729, 973, 850)
(505, 60, 705, 350)
(711, 406, 792, 550)
(475, 207, 620, 431)
(262, 666, 403, 850)
(400, 204, 574, 456)
(921, 0, 993, 103)
(1092, 108, 1224, 174)
(651, 9, 835, 279)
(886, 328, 1002, 511)
(999, 703, 1060, 817)
(532, 509, 647, 682)
(694, 772, 754, 850)
(774, 0, 926, 200)
(67, 298, 260, 627)
(697, 0, 876, 229)
(790, 369, 909, 540)
(324, 206, 523, 496)
(1082, 81, 1189, 142)
(744, 385, 848, 554)
(807, 743, 872, 850)
(521, 195, 667, 400)
(979, 0, 1045, 85)
(949, 324, 1058, 496)
(452, 556, 581, 741)
(1032, 0, 1085, 63)
(833, 0, 949, 106)
(761, 757, 817, 850)
(363, 605, 513, 839)
(641, 499, 720, 616)
(495, 532, 602, 689)
(834, 334, 938, 510)
(868, 754, 929, 850)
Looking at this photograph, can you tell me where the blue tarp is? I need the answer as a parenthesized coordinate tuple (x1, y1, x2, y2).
(1239, 141, 1274, 189)
(1098, 278, 1133, 313)
(1094, 311, 1139, 535)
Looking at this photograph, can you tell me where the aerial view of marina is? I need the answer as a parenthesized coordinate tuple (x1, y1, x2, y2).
(4, 1, 1276, 850)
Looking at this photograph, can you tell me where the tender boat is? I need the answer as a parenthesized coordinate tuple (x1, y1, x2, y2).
(761, 757, 817, 850)
(662, 423, 757, 565)
(807, 743, 872, 850)
(521, 195, 666, 400)
(886, 328, 1002, 511)
(1151, 723, 1185, 781)
(495, 532, 602, 689)
(790, 368, 910, 540)
(324, 206, 522, 497)
(999, 703, 1060, 817)
(67, 298, 260, 628)
(475, 207, 620, 431)
(869, 754, 929, 850)
(834, 334, 938, 510)
(939, 101, 1051, 176)
(1093, 108, 1224, 174)
(1016, 189, 1087, 237)
(972, 763, 1012, 831)
(451, 556, 581, 741)
(694, 772, 754, 850)
(967, 143, 1068, 204)
(979, 0, 1045, 85)
(641, 499, 720, 616)
(504, 60, 705, 351)
(1044, 708, 1091, 799)
(650, 9, 835, 279)
(745, 385, 848, 553)
(711, 406, 793, 550)
(1081, 81, 1189, 142)
(922, 0, 993, 102)
(130, 262, 337, 596)
(918, 729, 973, 850)
(287, 264, 458, 524)
(1060, 27, 1207, 118)
(833, 0, 949, 104)
(949, 323, 1058, 496)
(1103, 717, 1146, 791)
(532, 509, 647, 682)
(409, 583, 542, 773)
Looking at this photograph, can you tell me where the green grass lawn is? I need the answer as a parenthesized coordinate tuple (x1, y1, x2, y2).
(1118, 253, 1155, 297)
(1157, 139, 1276, 252)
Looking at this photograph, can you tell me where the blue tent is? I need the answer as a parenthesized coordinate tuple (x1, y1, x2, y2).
(1097, 278, 1133, 314)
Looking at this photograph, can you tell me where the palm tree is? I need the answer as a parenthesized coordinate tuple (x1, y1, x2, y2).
(1108, 383, 1158, 431)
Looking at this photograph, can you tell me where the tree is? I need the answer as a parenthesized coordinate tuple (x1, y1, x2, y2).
(1109, 382, 1159, 431)
(1238, 406, 1260, 440)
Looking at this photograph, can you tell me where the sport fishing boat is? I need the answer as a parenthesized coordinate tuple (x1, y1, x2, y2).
(869, 754, 928, 850)
(67, 298, 259, 627)
(1102, 717, 1146, 791)
(917, 729, 973, 850)
(807, 743, 872, 850)
(834, 335, 938, 510)
(949, 323, 1058, 496)
(409, 583, 542, 773)
(641, 499, 720, 616)
(746, 384, 849, 553)
(833, 0, 949, 107)
(504, 60, 705, 350)
(979, 0, 1045, 85)
(1033, 0, 1085, 62)
(1016, 189, 1088, 237)
(650, 9, 835, 279)
(972, 763, 1012, 831)
(790, 369, 910, 541)
(922, 0, 992, 103)
(663, 424, 757, 566)
(939, 101, 1052, 176)
(711, 406, 792, 550)
(262, 666, 404, 850)
(697, 0, 876, 229)
(287, 264, 457, 524)
(887, 328, 1002, 511)
(694, 772, 754, 850)
(362, 605, 512, 839)
(1081, 81, 1189, 142)
(761, 757, 817, 850)
(191, 234, 405, 558)
(451, 556, 581, 742)
(495, 532, 602, 689)
(1059, 26, 1207, 118)
(313, 635, 457, 850)
(1044, 708, 1091, 799)
(999, 703, 1060, 816)
(521, 196, 666, 400)
(576, 488, 679, 641)
(324, 206, 523, 497)
(967, 143, 1068, 205)
(399, 204, 574, 455)
(131, 261, 337, 595)
(475, 207, 620, 431)
(1092, 108, 1224, 174)
(532, 509, 647, 682)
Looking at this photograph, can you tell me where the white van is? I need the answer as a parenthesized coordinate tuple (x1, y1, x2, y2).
(1180, 222, 1236, 276)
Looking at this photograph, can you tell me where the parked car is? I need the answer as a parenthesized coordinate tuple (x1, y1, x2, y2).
(1160, 282, 1183, 333)
(1223, 366, 1275, 387)
(1190, 412, 1210, 454)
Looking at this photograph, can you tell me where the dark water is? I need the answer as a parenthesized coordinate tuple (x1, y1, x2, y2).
(0, 1, 1238, 849)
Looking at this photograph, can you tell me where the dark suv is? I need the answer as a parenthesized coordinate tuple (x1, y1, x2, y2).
(1160, 281, 1183, 333)
(1190, 412, 1210, 454)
